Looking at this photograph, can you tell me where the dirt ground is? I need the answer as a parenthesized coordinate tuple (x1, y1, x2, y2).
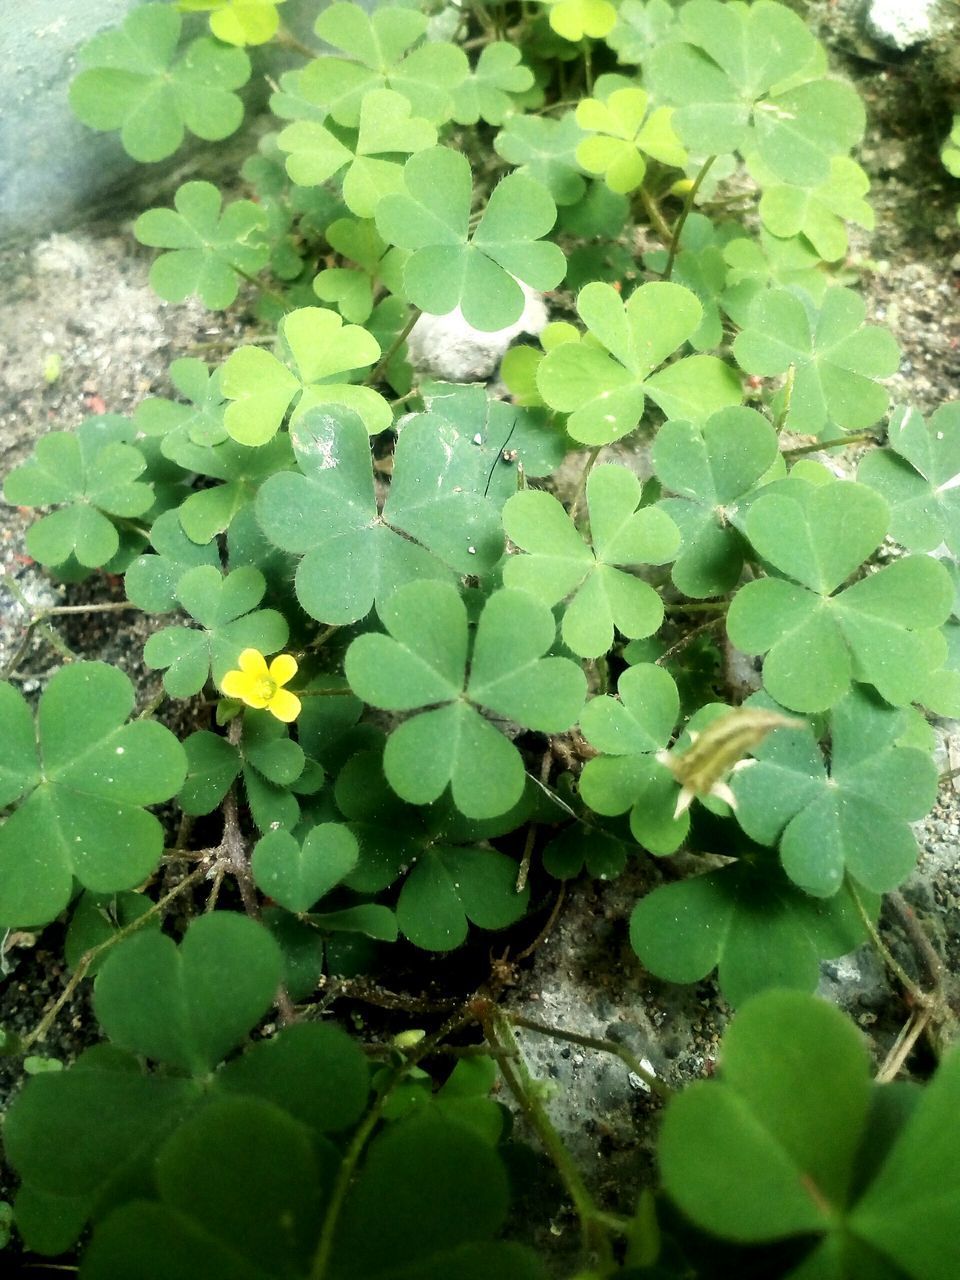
(1, 7, 960, 1270)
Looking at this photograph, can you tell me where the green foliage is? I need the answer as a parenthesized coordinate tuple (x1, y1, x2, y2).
(134, 182, 269, 309)
(10, 2, 958, 1273)
(0, 664, 185, 927)
(375, 147, 566, 331)
(69, 4, 250, 162)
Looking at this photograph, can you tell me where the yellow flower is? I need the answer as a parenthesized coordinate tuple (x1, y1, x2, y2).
(221, 649, 301, 723)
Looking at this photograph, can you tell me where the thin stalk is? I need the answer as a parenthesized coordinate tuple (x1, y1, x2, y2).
(508, 1012, 671, 1100)
(876, 1008, 932, 1083)
(847, 877, 931, 1008)
(309, 1007, 473, 1280)
(364, 308, 420, 387)
(772, 364, 796, 433)
(636, 186, 673, 245)
(44, 601, 139, 616)
(782, 430, 879, 457)
(582, 40, 594, 94)
(22, 867, 207, 1051)
(663, 155, 716, 280)
(568, 446, 602, 525)
(233, 266, 291, 311)
(663, 600, 727, 615)
(656, 616, 725, 667)
(275, 25, 321, 59)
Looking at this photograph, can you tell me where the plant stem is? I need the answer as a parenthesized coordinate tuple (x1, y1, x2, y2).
(364, 308, 420, 387)
(662, 600, 727, 614)
(480, 1005, 623, 1265)
(636, 186, 673, 245)
(309, 1007, 473, 1280)
(44, 601, 139, 616)
(233, 266, 291, 311)
(782, 429, 879, 457)
(275, 25, 320, 59)
(507, 1012, 671, 1100)
(582, 40, 594, 94)
(656, 616, 725, 667)
(21, 867, 207, 1051)
(568, 446, 602, 525)
(663, 155, 716, 280)
(772, 364, 796, 433)
(847, 878, 931, 1008)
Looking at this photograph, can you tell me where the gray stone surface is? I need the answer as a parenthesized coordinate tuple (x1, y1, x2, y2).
(864, 0, 939, 50)
(0, 0, 327, 245)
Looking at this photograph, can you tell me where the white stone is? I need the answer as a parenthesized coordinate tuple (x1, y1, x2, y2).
(865, 0, 937, 50)
(405, 283, 548, 382)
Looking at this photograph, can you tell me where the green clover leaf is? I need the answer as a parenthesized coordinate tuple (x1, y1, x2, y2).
(161, 434, 294, 544)
(641, 212, 730, 351)
(307, 2, 468, 127)
(607, 0, 676, 65)
(659, 991, 874, 1237)
(646, 0, 864, 185)
(451, 43, 535, 126)
(178, 0, 287, 47)
(252, 824, 359, 914)
(313, 217, 407, 324)
(732, 688, 938, 897)
(652, 406, 780, 597)
(134, 358, 228, 447)
(4, 419, 153, 569)
(575, 82, 686, 194)
(124, 510, 220, 613)
(540, 0, 618, 42)
(631, 861, 871, 1005)
(503, 465, 679, 657)
(69, 4, 250, 163)
(858, 403, 960, 555)
(396, 846, 530, 952)
(732, 286, 901, 436)
(256, 407, 504, 624)
(375, 147, 566, 332)
(721, 228, 828, 326)
(0, 663, 187, 927)
(221, 306, 388, 444)
(493, 113, 588, 206)
(536, 280, 742, 444)
(727, 477, 954, 711)
(753, 155, 875, 264)
(345, 581, 586, 818)
(143, 565, 289, 697)
(133, 182, 269, 310)
(278, 89, 437, 219)
(578, 664, 690, 853)
(93, 913, 282, 1074)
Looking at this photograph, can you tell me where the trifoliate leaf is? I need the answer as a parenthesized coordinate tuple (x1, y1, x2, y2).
(124, 512, 220, 614)
(641, 212, 730, 351)
(728, 478, 953, 711)
(607, 0, 676, 65)
(631, 860, 872, 1005)
(0, 664, 186, 927)
(536, 280, 741, 444)
(646, 1, 863, 184)
(143, 565, 289, 697)
(732, 688, 938, 897)
(652, 406, 779, 597)
(69, 4, 250, 162)
(345, 581, 585, 818)
(493, 113, 588, 206)
(754, 155, 874, 264)
(397, 847, 529, 951)
(221, 306, 387, 444)
(307, 2, 468, 127)
(134, 358, 228, 447)
(256, 407, 503, 624)
(659, 991, 873, 1238)
(278, 89, 437, 219)
(375, 147, 566, 332)
(94, 914, 282, 1074)
(503, 464, 679, 657)
(313, 217, 407, 324)
(858, 403, 960, 555)
(733, 286, 900, 436)
(451, 43, 534, 126)
(4, 419, 153, 569)
(721, 229, 829, 325)
(575, 83, 685, 194)
(578, 664, 689, 852)
(162, 434, 294, 544)
(134, 182, 268, 310)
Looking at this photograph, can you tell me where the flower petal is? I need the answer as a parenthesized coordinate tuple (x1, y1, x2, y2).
(222, 670, 254, 700)
(238, 648, 268, 676)
(269, 653, 298, 687)
(268, 688, 302, 723)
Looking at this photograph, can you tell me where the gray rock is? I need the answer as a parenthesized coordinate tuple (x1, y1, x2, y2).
(864, 0, 938, 50)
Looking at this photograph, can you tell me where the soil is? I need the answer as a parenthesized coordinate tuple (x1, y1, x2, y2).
(1, 6, 960, 1274)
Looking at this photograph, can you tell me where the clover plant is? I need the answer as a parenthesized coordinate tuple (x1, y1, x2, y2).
(3, 1, 960, 1274)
